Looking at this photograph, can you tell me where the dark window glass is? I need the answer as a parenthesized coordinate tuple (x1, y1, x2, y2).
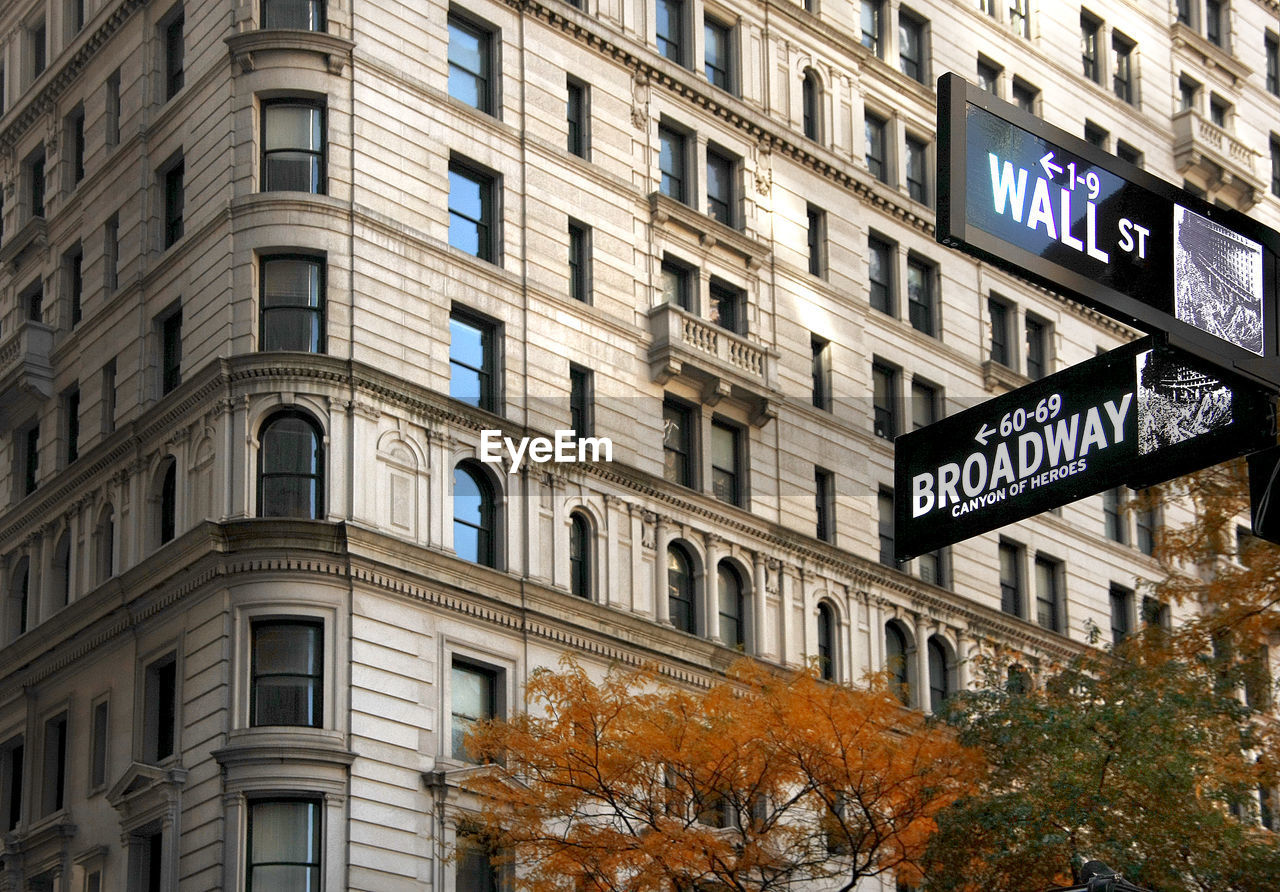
(1012, 80, 1037, 113)
(811, 335, 831, 410)
(663, 399, 693, 487)
(106, 70, 121, 147)
(69, 249, 83, 327)
(906, 257, 934, 335)
(1109, 584, 1132, 646)
(1177, 0, 1191, 26)
(159, 460, 176, 543)
(655, 0, 686, 65)
(1034, 556, 1061, 632)
(449, 312, 497, 411)
(1205, 0, 1222, 46)
(32, 21, 47, 79)
(569, 513, 591, 598)
(162, 309, 182, 393)
(1179, 77, 1198, 112)
(23, 425, 40, 496)
(1009, 0, 1029, 38)
(1103, 488, 1127, 543)
(40, 713, 66, 816)
(816, 602, 835, 680)
(999, 541, 1021, 616)
(1085, 121, 1108, 149)
(451, 660, 497, 762)
(448, 162, 497, 262)
(706, 149, 735, 227)
(864, 114, 886, 181)
(1113, 34, 1134, 103)
(860, 0, 882, 56)
(246, 800, 321, 892)
(659, 126, 687, 203)
(704, 18, 732, 91)
(453, 464, 497, 567)
(30, 152, 45, 219)
(802, 70, 820, 140)
(899, 12, 924, 82)
(911, 380, 937, 430)
(262, 102, 324, 193)
(1136, 500, 1156, 555)
(1081, 13, 1100, 83)
(807, 205, 825, 276)
(262, 0, 325, 30)
(65, 388, 79, 464)
(884, 623, 908, 703)
(668, 545, 695, 633)
(905, 136, 928, 204)
(104, 215, 119, 292)
(927, 638, 949, 712)
(70, 109, 85, 185)
(1267, 34, 1279, 96)
(1025, 316, 1047, 379)
(252, 621, 322, 726)
(566, 79, 588, 158)
(878, 490, 895, 565)
(1142, 595, 1171, 630)
(708, 279, 743, 334)
(1117, 141, 1143, 168)
(918, 548, 947, 587)
(661, 258, 693, 310)
(258, 413, 324, 519)
(261, 256, 324, 352)
(146, 654, 177, 762)
(815, 467, 834, 542)
(457, 830, 500, 892)
(1209, 96, 1228, 128)
(710, 420, 741, 506)
(717, 563, 744, 648)
(163, 161, 184, 247)
(569, 365, 592, 436)
(988, 298, 1010, 366)
(568, 221, 589, 303)
(868, 236, 893, 314)
(872, 363, 896, 439)
(1271, 141, 1280, 198)
(164, 14, 184, 99)
(1, 739, 22, 831)
(448, 15, 494, 114)
(90, 699, 109, 789)
(977, 60, 999, 94)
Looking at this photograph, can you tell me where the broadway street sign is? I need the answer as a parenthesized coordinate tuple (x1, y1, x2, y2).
(937, 73, 1280, 390)
(894, 338, 1273, 562)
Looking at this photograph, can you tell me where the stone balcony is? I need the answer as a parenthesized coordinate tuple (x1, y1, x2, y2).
(0, 321, 56, 431)
(1171, 108, 1265, 208)
(646, 302, 779, 426)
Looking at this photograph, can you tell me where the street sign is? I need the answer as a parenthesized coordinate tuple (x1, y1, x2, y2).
(894, 338, 1273, 561)
(937, 73, 1280, 390)
(1247, 444, 1280, 545)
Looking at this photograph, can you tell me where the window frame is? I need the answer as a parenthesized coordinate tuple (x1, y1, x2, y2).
(1112, 32, 1135, 104)
(905, 254, 936, 336)
(1033, 555, 1063, 633)
(988, 295, 1013, 368)
(864, 111, 888, 182)
(816, 601, 836, 680)
(667, 543, 697, 634)
(998, 539, 1024, 618)
(1025, 314, 1049, 380)
(67, 105, 86, 188)
(0, 735, 23, 832)
(162, 8, 184, 101)
(898, 8, 927, 83)
(162, 157, 184, 248)
(716, 561, 746, 649)
(801, 69, 821, 141)
(256, 411, 325, 519)
(89, 695, 110, 792)
(449, 308, 500, 412)
(260, 99, 326, 194)
(871, 360, 898, 440)
(567, 219, 591, 304)
(449, 656, 503, 762)
(806, 204, 827, 277)
(658, 123, 690, 204)
(1080, 11, 1102, 85)
(661, 255, 695, 311)
(868, 234, 894, 315)
(707, 277, 745, 335)
(705, 145, 739, 229)
(910, 377, 939, 431)
(260, 254, 326, 353)
(566, 77, 589, 159)
(815, 466, 835, 543)
(655, 0, 689, 66)
(160, 305, 183, 394)
(250, 619, 324, 728)
(245, 797, 322, 892)
(810, 334, 831, 411)
(710, 417, 744, 507)
(569, 364, 593, 437)
(904, 134, 929, 205)
(703, 14, 736, 94)
(1109, 583, 1133, 646)
(448, 157, 500, 264)
(262, 0, 326, 30)
(569, 511, 592, 599)
(662, 397, 696, 488)
(141, 651, 178, 764)
(453, 461, 500, 569)
(447, 11, 498, 116)
(859, 0, 883, 57)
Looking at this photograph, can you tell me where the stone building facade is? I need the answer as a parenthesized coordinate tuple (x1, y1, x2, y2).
(0, 0, 1275, 889)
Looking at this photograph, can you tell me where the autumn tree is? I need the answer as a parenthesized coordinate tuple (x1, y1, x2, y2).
(462, 658, 981, 892)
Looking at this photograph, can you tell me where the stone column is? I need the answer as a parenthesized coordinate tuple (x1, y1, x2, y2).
(704, 534, 722, 642)
(752, 551, 771, 659)
(653, 515, 670, 625)
(915, 613, 932, 713)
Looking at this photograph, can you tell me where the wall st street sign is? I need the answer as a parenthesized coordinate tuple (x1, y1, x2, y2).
(937, 73, 1280, 390)
(894, 338, 1272, 562)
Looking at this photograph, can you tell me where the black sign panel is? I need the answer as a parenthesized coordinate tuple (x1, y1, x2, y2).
(894, 338, 1273, 561)
(1248, 444, 1280, 546)
(938, 73, 1280, 390)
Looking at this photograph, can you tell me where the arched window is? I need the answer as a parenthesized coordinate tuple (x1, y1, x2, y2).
(454, 462, 497, 568)
(569, 512, 591, 599)
(159, 459, 177, 544)
(802, 69, 821, 141)
(95, 506, 115, 584)
(10, 559, 30, 640)
(52, 532, 71, 607)
(668, 544, 696, 634)
(717, 563, 745, 649)
(816, 602, 836, 681)
(885, 623, 909, 704)
(258, 412, 324, 519)
(928, 637, 950, 712)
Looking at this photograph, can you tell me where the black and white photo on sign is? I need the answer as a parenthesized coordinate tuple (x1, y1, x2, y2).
(1136, 349, 1234, 455)
(1173, 205, 1265, 356)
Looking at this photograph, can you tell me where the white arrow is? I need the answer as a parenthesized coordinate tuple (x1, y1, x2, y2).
(1040, 152, 1063, 178)
(974, 423, 996, 445)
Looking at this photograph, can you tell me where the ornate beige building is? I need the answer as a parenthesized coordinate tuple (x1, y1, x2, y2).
(0, 0, 1275, 889)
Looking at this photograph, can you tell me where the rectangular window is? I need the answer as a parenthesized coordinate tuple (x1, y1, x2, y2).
(1117, 141, 1143, 168)
(658, 125, 688, 204)
(101, 359, 117, 435)
(1209, 95, 1229, 128)
(905, 136, 928, 205)
(68, 107, 86, 186)
(918, 548, 947, 588)
(21, 421, 40, 496)
(1012, 79, 1038, 113)
(129, 828, 164, 892)
(1034, 556, 1061, 632)
(68, 246, 84, 327)
(860, 0, 883, 57)
(1025, 316, 1047, 379)
(448, 13, 495, 115)
(868, 235, 893, 314)
(1268, 34, 1279, 96)
(64, 387, 80, 465)
(261, 101, 324, 193)
(1103, 488, 1127, 543)
(988, 297, 1011, 367)
(1177, 0, 1192, 26)
(568, 220, 590, 303)
(661, 257, 694, 310)
(104, 214, 119, 292)
(1084, 121, 1108, 150)
(448, 159, 498, 263)
(663, 398, 695, 487)
(655, 0, 687, 66)
(708, 278, 744, 335)
(566, 78, 588, 158)
(263, 0, 325, 29)
(811, 334, 831, 411)
(864, 113, 887, 182)
(1179, 76, 1199, 112)
(911, 379, 938, 430)
(898, 10, 926, 83)
(143, 653, 177, 763)
(1273, 140, 1280, 198)
(163, 11, 184, 100)
(906, 256, 935, 336)
(976, 59, 999, 94)
(449, 310, 498, 412)
(1, 737, 23, 831)
(28, 148, 46, 219)
(452, 659, 498, 762)
(704, 17, 734, 93)
(247, 799, 322, 890)
(1205, 0, 1223, 47)
(457, 828, 501, 892)
(806, 205, 826, 277)
(1109, 584, 1133, 646)
(163, 159, 184, 248)
(1112, 33, 1135, 104)
(90, 697, 109, 790)
(30, 19, 47, 81)
(1080, 12, 1101, 84)
(569, 365, 592, 437)
(999, 540, 1022, 616)
(710, 419, 742, 506)
(161, 308, 182, 394)
(877, 489, 895, 565)
(106, 70, 121, 147)
(1136, 493, 1156, 555)
(251, 621, 323, 727)
(871, 361, 897, 440)
(1142, 595, 1171, 630)
(1009, 0, 1029, 38)
(260, 255, 325, 353)
(815, 467, 834, 542)
(705, 147, 737, 228)
(41, 713, 67, 817)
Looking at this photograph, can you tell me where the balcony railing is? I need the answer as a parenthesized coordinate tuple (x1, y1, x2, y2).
(1171, 108, 1264, 207)
(0, 321, 55, 432)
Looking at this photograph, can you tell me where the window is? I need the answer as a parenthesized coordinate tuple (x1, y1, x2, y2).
(658, 125, 688, 203)
(815, 467, 834, 542)
(1011, 79, 1038, 113)
(976, 59, 999, 95)
(1109, 584, 1132, 646)
(95, 505, 115, 583)
(568, 220, 590, 303)
(261, 101, 324, 193)
(23, 278, 43, 322)
(569, 512, 591, 599)
(661, 257, 694, 310)
(1136, 495, 1156, 555)
(448, 160, 498, 263)
(247, 799, 321, 891)
(456, 826, 502, 892)
(816, 602, 836, 680)
(129, 828, 164, 892)
(864, 113, 887, 182)
(27, 148, 46, 219)
(889, 12, 923, 82)
(1008, 0, 1029, 38)
(163, 158, 184, 247)
(1117, 141, 1143, 168)
(1084, 121, 1108, 150)
(143, 652, 177, 763)
(668, 544, 696, 633)
(1080, 12, 1101, 84)
(1025, 315, 1047, 379)
(40, 713, 67, 817)
(906, 256, 935, 335)
(710, 419, 742, 506)
(999, 540, 1022, 617)
(1209, 95, 1229, 128)
(1267, 33, 1279, 96)
(106, 70, 121, 147)
(927, 638, 949, 712)
(806, 205, 826, 277)
(158, 459, 177, 544)
(1178, 0, 1192, 26)
(704, 16, 733, 93)
(708, 279, 744, 334)
(811, 334, 831, 410)
(29, 18, 47, 81)
(1205, 0, 1223, 48)
(452, 659, 498, 761)
(104, 214, 119, 292)
(868, 235, 893, 314)
(1, 736, 23, 831)
(569, 364, 592, 436)
(453, 462, 498, 568)
(918, 547, 947, 587)
(448, 13, 495, 115)
(663, 399, 695, 487)
(251, 621, 322, 726)
(68, 106, 86, 187)
(101, 359, 117, 435)
(90, 698, 109, 790)
(67, 246, 84, 327)
(160, 307, 182, 393)
(1103, 488, 1126, 543)
(64, 387, 80, 465)
(655, 0, 687, 66)
(1142, 595, 1171, 631)
(717, 563, 745, 648)
(859, 0, 882, 57)
(1034, 556, 1061, 633)
(163, 10, 184, 100)
(566, 78, 588, 158)
(884, 623, 908, 703)
(257, 412, 324, 519)
(263, 0, 325, 30)
(878, 489, 895, 565)
(19, 421, 40, 497)
(261, 255, 324, 352)
(905, 136, 928, 205)
(801, 70, 820, 141)
(1179, 76, 1199, 112)
(1112, 33, 1134, 104)
(910, 379, 938, 430)
(450, 310, 498, 411)
(1272, 139, 1280, 199)
(988, 296, 1012, 367)
(705, 147, 737, 228)
(872, 362, 897, 439)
